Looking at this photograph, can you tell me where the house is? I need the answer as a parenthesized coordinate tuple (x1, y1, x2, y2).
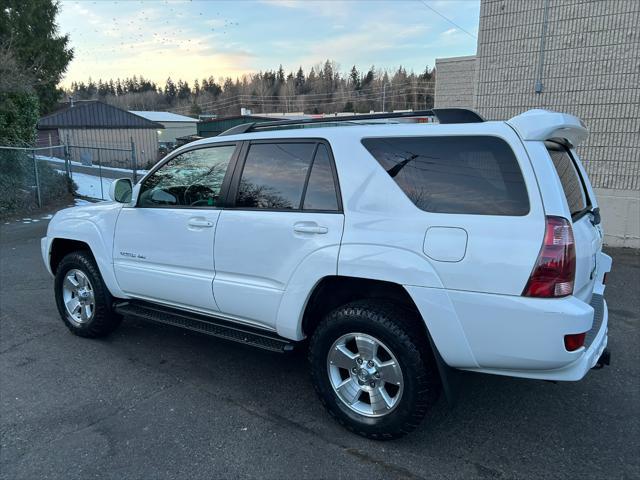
(129, 111, 198, 148)
(434, 0, 639, 248)
(37, 100, 162, 169)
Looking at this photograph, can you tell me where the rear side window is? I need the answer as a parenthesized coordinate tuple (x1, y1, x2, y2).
(545, 141, 589, 217)
(303, 144, 339, 211)
(362, 136, 529, 215)
(236, 143, 315, 209)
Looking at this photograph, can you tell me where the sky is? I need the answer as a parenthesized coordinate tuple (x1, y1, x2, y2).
(57, 0, 480, 87)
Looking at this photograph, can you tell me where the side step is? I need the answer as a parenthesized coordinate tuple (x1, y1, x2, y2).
(114, 301, 295, 353)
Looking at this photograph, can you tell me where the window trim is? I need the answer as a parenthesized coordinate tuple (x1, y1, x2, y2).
(360, 134, 531, 217)
(135, 141, 240, 210)
(225, 138, 343, 214)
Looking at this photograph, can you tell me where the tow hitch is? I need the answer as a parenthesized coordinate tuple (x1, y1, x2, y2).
(592, 348, 611, 370)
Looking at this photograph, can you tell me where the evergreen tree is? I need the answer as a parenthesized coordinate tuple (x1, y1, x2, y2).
(0, 0, 73, 113)
(294, 67, 306, 94)
(164, 77, 177, 103)
(349, 66, 361, 91)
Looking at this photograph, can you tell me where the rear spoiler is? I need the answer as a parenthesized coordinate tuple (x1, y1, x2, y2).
(507, 109, 589, 147)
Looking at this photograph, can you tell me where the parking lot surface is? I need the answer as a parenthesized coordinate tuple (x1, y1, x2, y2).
(1, 211, 638, 479)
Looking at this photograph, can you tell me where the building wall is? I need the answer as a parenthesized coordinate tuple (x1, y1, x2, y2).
(158, 122, 198, 145)
(434, 0, 639, 246)
(434, 55, 477, 108)
(58, 128, 159, 169)
(474, 0, 639, 191)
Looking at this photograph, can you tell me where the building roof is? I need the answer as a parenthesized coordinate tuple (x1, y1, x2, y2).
(198, 114, 277, 124)
(38, 101, 163, 129)
(130, 111, 198, 123)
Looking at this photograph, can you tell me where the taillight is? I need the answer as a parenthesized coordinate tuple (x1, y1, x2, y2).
(564, 333, 586, 351)
(523, 216, 576, 298)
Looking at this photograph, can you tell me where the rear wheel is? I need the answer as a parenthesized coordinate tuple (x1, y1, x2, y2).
(308, 300, 440, 439)
(54, 251, 122, 338)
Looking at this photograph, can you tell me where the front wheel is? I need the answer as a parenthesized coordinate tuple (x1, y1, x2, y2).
(308, 300, 441, 440)
(54, 251, 122, 338)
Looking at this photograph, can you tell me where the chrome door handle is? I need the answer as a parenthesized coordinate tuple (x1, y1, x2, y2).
(188, 218, 214, 228)
(293, 223, 328, 234)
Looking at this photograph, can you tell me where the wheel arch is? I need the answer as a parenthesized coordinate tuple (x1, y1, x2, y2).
(49, 238, 92, 274)
(47, 230, 126, 299)
(301, 276, 428, 344)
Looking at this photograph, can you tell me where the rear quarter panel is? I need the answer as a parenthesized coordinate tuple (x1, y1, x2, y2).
(331, 123, 546, 296)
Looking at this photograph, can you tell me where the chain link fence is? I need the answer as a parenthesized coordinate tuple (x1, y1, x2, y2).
(0, 145, 72, 217)
(0, 141, 144, 217)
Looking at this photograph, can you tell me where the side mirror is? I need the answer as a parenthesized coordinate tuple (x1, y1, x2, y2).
(109, 178, 133, 203)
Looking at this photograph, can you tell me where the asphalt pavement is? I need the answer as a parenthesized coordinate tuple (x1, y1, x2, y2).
(1, 210, 638, 479)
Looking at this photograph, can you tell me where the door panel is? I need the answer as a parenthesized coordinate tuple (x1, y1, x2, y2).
(213, 140, 344, 329)
(114, 208, 221, 311)
(213, 210, 343, 327)
(113, 143, 238, 312)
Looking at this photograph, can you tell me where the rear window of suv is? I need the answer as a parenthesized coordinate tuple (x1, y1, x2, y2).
(362, 136, 529, 216)
(545, 141, 589, 217)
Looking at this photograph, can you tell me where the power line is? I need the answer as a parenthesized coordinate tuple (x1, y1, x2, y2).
(169, 89, 436, 114)
(167, 83, 436, 110)
(418, 0, 477, 39)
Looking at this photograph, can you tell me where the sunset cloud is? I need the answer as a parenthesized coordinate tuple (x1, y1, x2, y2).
(57, 0, 479, 86)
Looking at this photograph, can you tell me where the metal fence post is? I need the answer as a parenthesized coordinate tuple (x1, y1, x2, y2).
(32, 149, 42, 208)
(65, 134, 73, 180)
(97, 148, 104, 200)
(130, 138, 138, 183)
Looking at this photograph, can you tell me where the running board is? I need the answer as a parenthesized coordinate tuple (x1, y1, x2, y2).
(114, 301, 294, 353)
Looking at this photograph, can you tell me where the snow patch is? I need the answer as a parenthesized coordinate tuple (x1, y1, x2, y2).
(56, 170, 113, 200)
(38, 155, 148, 175)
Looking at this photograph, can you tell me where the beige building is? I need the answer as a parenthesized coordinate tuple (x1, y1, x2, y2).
(434, 55, 477, 108)
(435, 0, 639, 247)
(130, 111, 198, 147)
(38, 100, 161, 169)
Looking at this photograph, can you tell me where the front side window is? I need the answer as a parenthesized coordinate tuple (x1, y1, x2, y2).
(362, 136, 529, 216)
(236, 143, 316, 209)
(138, 145, 235, 208)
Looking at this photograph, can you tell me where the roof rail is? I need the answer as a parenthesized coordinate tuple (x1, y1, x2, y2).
(218, 108, 484, 136)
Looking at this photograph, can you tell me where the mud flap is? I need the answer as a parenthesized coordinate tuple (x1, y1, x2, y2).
(427, 331, 461, 406)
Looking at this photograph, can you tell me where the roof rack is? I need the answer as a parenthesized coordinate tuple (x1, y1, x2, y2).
(218, 108, 484, 136)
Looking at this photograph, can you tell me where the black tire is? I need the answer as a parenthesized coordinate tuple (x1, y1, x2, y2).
(54, 251, 122, 338)
(308, 300, 440, 440)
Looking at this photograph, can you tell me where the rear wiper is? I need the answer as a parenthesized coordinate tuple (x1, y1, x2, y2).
(386, 154, 418, 178)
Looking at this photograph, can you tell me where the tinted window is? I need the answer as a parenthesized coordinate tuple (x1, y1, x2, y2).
(236, 143, 315, 209)
(362, 136, 529, 215)
(546, 142, 588, 216)
(138, 145, 235, 207)
(303, 144, 339, 211)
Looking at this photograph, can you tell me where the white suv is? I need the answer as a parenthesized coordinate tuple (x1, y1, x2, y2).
(41, 108, 611, 439)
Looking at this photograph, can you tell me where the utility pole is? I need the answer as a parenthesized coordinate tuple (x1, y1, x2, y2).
(382, 83, 390, 112)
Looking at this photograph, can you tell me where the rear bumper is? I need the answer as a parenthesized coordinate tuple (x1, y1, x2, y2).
(465, 296, 608, 381)
(406, 253, 612, 382)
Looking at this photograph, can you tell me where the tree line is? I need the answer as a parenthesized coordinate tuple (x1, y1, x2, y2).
(67, 61, 436, 117)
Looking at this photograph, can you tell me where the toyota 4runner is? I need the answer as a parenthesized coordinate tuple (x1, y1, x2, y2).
(42, 108, 612, 439)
